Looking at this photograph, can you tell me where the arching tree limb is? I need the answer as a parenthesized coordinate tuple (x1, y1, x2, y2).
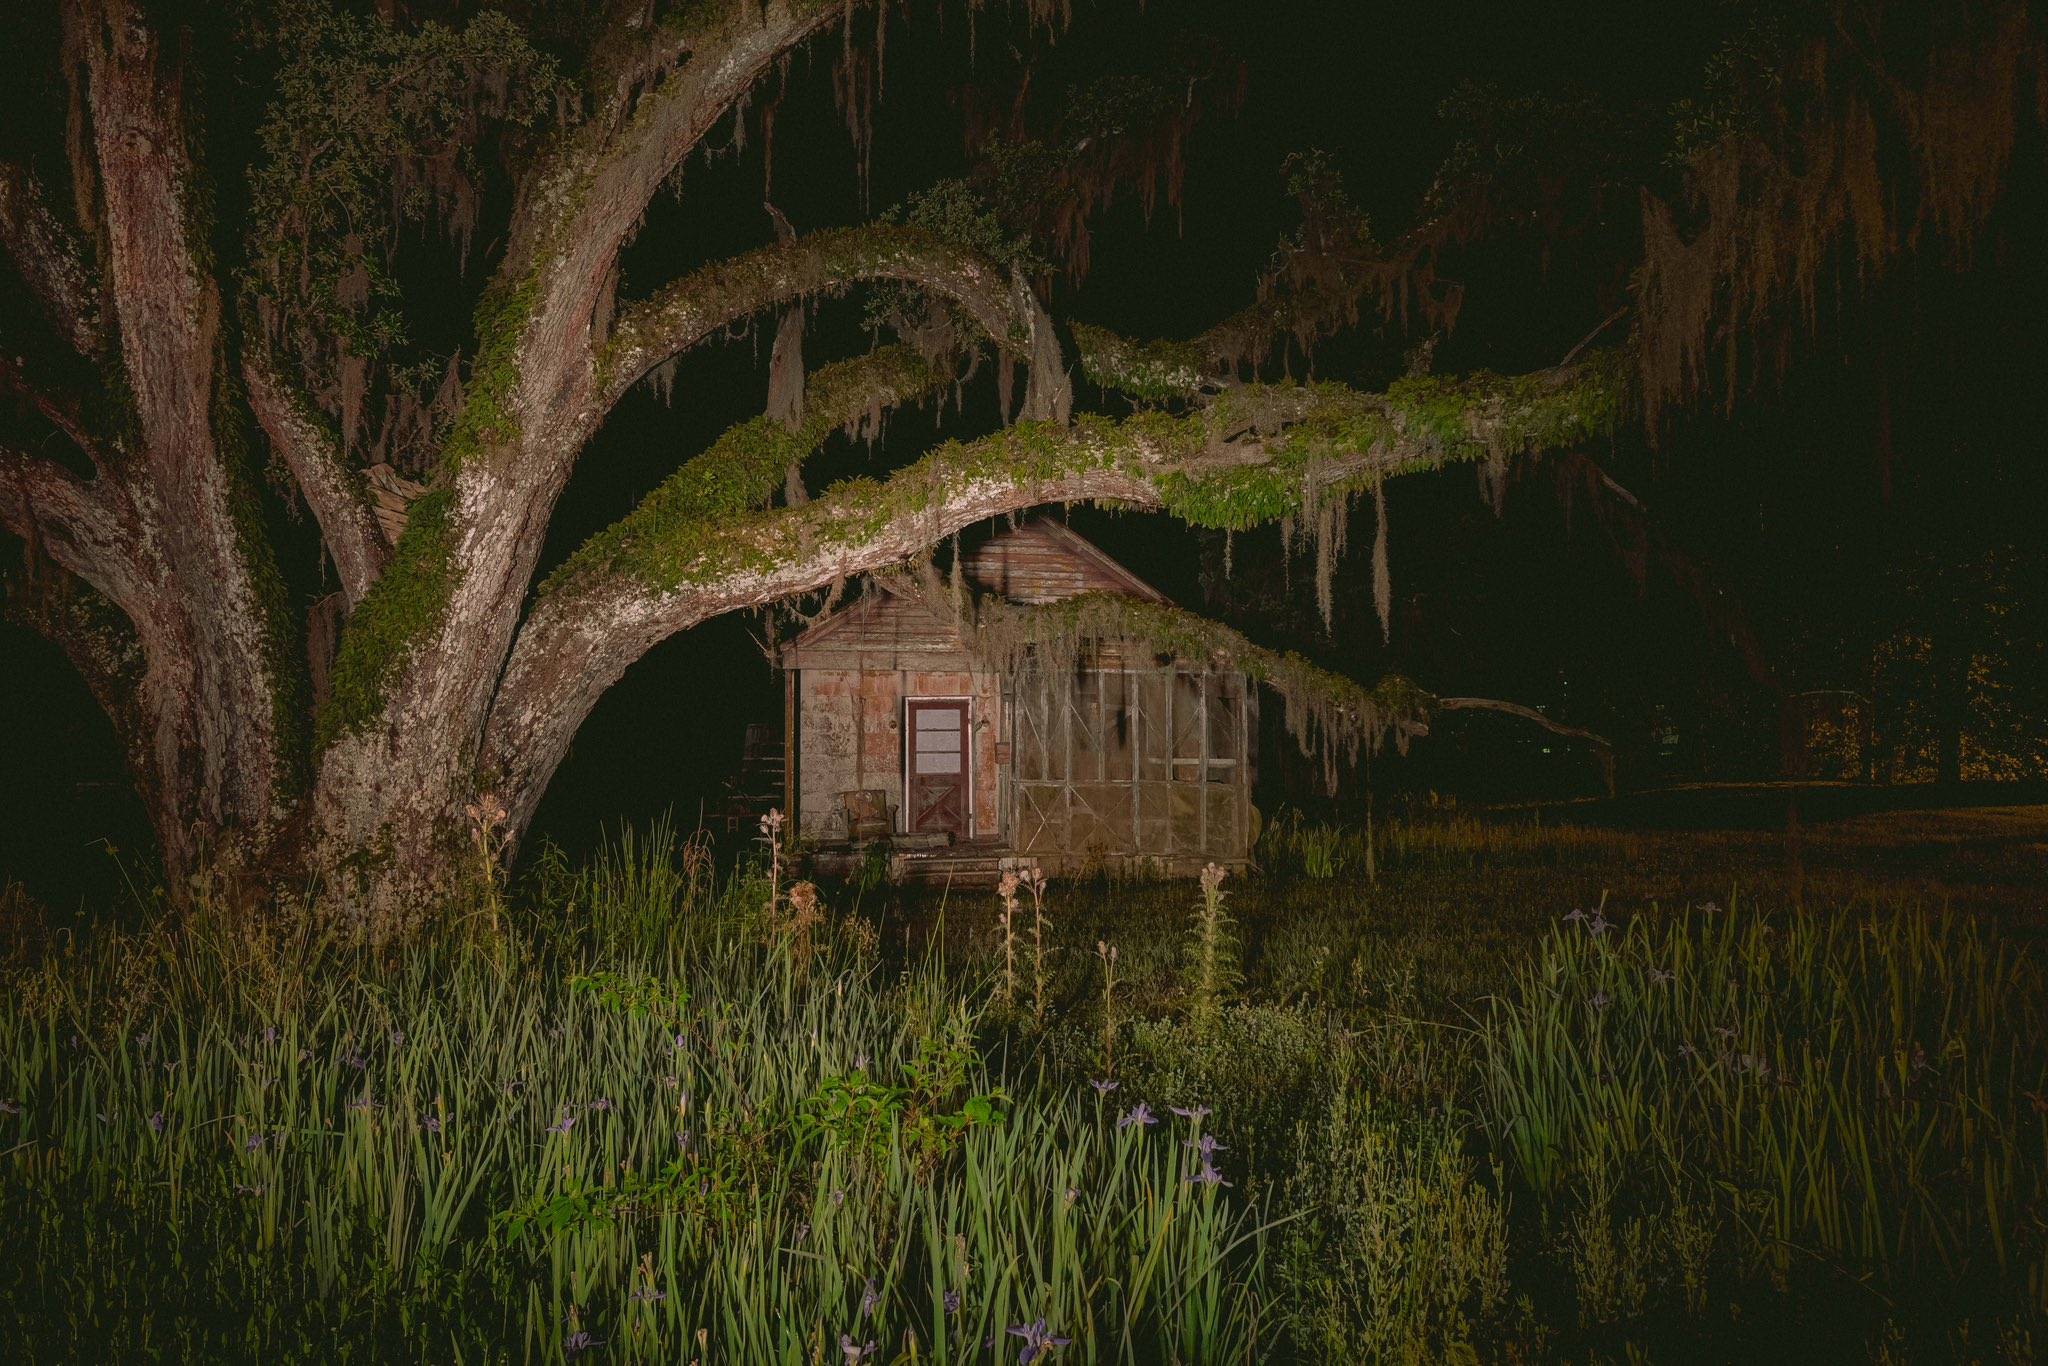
(244, 356, 390, 609)
(594, 225, 1062, 426)
(502, 0, 847, 415)
(2, 562, 157, 821)
(484, 357, 1620, 833)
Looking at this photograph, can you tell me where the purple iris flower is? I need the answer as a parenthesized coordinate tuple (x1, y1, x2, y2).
(860, 1280, 880, 1317)
(1562, 907, 1587, 924)
(548, 1112, 576, 1136)
(1586, 913, 1612, 937)
(389, 1029, 405, 1048)
(1186, 1133, 1225, 1160)
(563, 1329, 602, 1356)
(943, 1290, 962, 1315)
(630, 1286, 666, 1304)
(1590, 991, 1610, 1010)
(422, 1115, 443, 1135)
(1117, 1102, 1158, 1130)
(1648, 967, 1675, 985)
(148, 1110, 165, 1134)
(0, 1099, 20, 1117)
(1186, 1161, 1231, 1188)
(1169, 1104, 1210, 1123)
(1006, 1318, 1073, 1364)
(261, 1026, 280, 1045)
(839, 1334, 876, 1362)
(244, 1133, 265, 1151)
(589, 1097, 612, 1113)
(1089, 1078, 1118, 1095)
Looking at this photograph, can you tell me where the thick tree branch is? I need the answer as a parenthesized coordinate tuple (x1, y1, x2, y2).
(72, 0, 294, 830)
(483, 356, 1622, 830)
(80, 1, 218, 483)
(542, 344, 947, 601)
(0, 163, 103, 357)
(504, 0, 845, 411)
(593, 225, 1059, 429)
(245, 355, 389, 609)
(0, 442, 145, 611)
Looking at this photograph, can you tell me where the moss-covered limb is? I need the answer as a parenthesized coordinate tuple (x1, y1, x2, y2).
(548, 354, 1623, 608)
(0, 163, 103, 357)
(310, 268, 545, 750)
(972, 590, 1436, 761)
(596, 225, 1026, 415)
(1070, 323, 1216, 402)
(543, 345, 944, 598)
(243, 355, 388, 608)
(485, 353, 1622, 824)
(1153, 351, 1629, 530)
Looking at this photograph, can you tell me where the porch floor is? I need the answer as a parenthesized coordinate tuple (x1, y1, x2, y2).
(805, 836, 1022, 887)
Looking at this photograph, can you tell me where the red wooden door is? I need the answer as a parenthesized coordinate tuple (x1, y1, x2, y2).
(906, 699, 970, 836)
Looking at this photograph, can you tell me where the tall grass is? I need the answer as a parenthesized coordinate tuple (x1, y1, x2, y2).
(1484, 898, 2048, 1320)
(5, 811, 2045, 1360)
(0, 851, 1277, 1361)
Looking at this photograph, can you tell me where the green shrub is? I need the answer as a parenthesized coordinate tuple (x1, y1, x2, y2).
(1124, 1001, 1344, 1181)
(1278, 1088, 1509, 1363)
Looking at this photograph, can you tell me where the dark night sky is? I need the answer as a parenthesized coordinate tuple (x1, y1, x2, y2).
(2, 0, 2043, 906)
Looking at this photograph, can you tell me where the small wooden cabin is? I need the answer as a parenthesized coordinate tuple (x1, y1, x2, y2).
(780, 520, 1255, 880)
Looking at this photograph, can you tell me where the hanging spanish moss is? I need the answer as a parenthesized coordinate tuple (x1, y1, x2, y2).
(958, 589, 1435, 793)
(1636, 1, 2046, 425)
(1371, 480, 1391, 643)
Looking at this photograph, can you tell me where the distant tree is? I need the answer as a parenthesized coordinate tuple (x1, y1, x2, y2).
(0, 0, 2037, 935)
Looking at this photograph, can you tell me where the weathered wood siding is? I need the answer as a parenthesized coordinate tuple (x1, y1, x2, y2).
(795, 665, 1001, 840)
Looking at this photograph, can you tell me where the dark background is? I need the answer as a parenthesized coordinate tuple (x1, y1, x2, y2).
(4, 0, 2044, 909)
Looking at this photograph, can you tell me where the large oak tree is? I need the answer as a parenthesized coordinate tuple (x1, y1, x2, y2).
(1, 0, 2032, 935)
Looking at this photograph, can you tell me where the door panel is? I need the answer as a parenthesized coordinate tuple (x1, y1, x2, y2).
(907, 700, 970, 836)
